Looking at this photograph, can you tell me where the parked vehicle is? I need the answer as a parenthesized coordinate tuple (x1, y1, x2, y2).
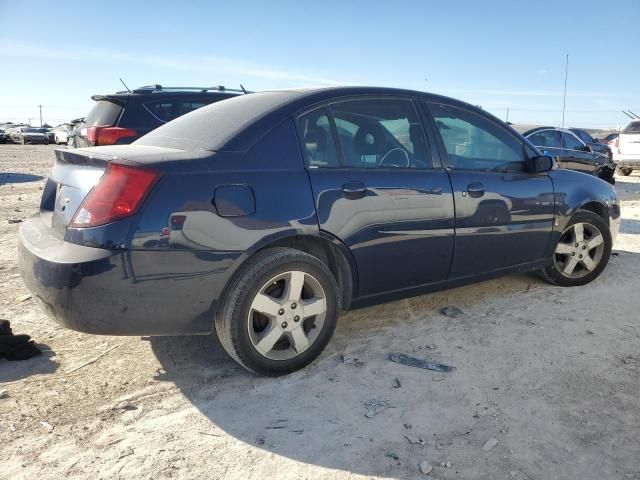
(0, 128, 6, 144)
(594, 132, 619, 144)
(19, 87, 620, 376)
(515, 126, 616, 184)
(611, 120, 640, 176)
(570, 128, 612, 159)
(69, 84, 246, 148)
(10, 127, 50, 145)
(52, 124, 73, 145)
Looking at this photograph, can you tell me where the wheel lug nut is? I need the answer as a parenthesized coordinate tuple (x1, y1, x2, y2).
(579, 254, 583, 259)
(582, 246, 586, 250)
(575, 243, 579, 247)
(281, 322, 288, 329)
(291, 303, 297, 309)
(571, 252, 575, 256)
(278, 308, 285, 315)
(294, 316, 300, 322)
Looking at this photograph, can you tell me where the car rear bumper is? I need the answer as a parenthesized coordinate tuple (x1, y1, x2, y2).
(18, 216, 237, 336)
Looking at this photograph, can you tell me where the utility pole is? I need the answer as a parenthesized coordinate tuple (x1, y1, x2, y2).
(505, 108, 509, 123)
(561, 54, 569, 128)
(38, 105, 43, 126)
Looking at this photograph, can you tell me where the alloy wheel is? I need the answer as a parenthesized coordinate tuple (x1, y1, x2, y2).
(247, 270, 327, 361)
(553, 222, 605, 278)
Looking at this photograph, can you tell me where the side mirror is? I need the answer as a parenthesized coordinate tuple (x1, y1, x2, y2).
(583, 144, 592, 152)
(530, 155, 554, 173)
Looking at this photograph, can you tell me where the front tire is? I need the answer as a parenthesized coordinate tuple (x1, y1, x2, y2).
(215, 248, 340, 376)
(540, 210, 612, 287)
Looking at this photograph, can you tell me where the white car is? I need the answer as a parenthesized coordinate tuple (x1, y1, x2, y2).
(52, 124, 72, 145)
(612, 120, 640, 176)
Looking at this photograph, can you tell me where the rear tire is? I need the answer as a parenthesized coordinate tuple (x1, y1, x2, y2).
(617, 167, 632, 176)
(215, 248, 340, 376)
(540, 210, 612, 287)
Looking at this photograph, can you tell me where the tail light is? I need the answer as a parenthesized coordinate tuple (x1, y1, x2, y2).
(70, 163, 160, 228)
(170, 215, 186, 230)
(86, 126, 137, 146)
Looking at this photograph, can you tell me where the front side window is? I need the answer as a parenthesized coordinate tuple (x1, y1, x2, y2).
(561, 132, 585, 150)
(429, 103, 524, 172)
(528, 130, 562, 149)
(329, 99, 430, 169)
(298, 108, 340, 168)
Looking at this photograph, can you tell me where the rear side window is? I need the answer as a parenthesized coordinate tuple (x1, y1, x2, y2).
(623, 121, 640, 134)
(178, 101, 210, 116)
(144, 101, 176, 123)
(85, 100, 123, 127)
(298, 108, 340, 168)
(429, 103, 524, 172)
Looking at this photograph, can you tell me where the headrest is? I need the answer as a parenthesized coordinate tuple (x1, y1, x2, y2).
(304, 126, 328, 152)
(354, 124, 386, 155)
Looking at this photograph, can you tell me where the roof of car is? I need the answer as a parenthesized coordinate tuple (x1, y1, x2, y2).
(135, 86, 510, 153)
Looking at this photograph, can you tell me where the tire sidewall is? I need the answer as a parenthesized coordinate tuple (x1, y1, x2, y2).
(545, 211, 612, 287)
(224, 251, 339, 375)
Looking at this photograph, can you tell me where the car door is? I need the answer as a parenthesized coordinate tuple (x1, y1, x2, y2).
(425, 102, 555, 278)
(559, 131, 597, 174)
(298, 98, 456, 298)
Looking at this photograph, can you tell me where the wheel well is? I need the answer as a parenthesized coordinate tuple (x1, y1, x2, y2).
(255, 236, 355, 310)
(580, 201, 608, 221)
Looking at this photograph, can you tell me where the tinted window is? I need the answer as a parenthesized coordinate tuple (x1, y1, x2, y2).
(623, 121, 640, 134)
(298, 108, 340, 168)
(429, 103, 524, 171)
(178, 100, 210, 116)
(85, 100, 123, 127)
(528, 130, 562, 148)
(144, 101, 176, 122)
(561, 132, 584, 150)
(329, 99, 430, 169)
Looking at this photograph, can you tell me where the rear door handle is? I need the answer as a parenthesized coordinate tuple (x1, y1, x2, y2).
(466, 182, 485, 198)
(341, 181, 366, 199)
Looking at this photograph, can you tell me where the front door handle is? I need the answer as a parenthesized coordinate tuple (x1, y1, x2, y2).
(341, 181, 366, 199)
(466, 182, 485, 198)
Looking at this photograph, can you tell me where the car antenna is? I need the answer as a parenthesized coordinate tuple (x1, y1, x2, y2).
(622, 111, 635, 120)
(629, 110, 639, 119)
(119, 78, 132, 93)
(240, 84, 248, 94)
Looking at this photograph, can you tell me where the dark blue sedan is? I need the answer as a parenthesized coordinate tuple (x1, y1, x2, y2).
(18, 87, 620, 376)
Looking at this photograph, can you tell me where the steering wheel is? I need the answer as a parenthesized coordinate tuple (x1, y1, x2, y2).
(380, 148, 410, 168)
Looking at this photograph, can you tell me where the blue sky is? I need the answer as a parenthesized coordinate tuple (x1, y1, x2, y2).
(0, 0, 638, 129)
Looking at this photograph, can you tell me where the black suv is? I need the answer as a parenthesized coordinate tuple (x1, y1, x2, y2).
(69, 84, 246, 148)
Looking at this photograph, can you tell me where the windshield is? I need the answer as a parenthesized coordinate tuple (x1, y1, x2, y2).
(623, 121, 640, 134)
(135, 91, 302, 151)
(23, 128, 47, 133)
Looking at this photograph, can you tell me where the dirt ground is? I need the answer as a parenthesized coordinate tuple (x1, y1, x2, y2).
(1, 144, 639, 480)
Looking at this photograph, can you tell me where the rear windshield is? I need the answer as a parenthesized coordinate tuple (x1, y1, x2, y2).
(135, 91, 301, 151)
(623, 121, 640, 134)
(85, 100, 123, 127)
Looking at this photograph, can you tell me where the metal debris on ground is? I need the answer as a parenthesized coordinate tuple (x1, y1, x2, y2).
(65, 344, 120, 374)
(364, 398, 396, 418)
(441, 305, 464, 318)
(7, 218, 23, 224)
(341, 353, 366, 367)
(388, 353, 454, 373)
(481, 437, 499, 451)
(405, 434, 425, 445)
(385, 452, 399, 460)
(392, 377, 402, 388)
(0, 389, 8, 399)
(419, 460, 433, 475)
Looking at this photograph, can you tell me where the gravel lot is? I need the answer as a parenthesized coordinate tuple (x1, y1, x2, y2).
(1, 144, 639, 480)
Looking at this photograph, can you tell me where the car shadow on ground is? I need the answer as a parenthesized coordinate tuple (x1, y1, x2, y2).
(149, 272, 550, 478)
(0, 173, 45, 185)
(0, 343, 58, 382)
